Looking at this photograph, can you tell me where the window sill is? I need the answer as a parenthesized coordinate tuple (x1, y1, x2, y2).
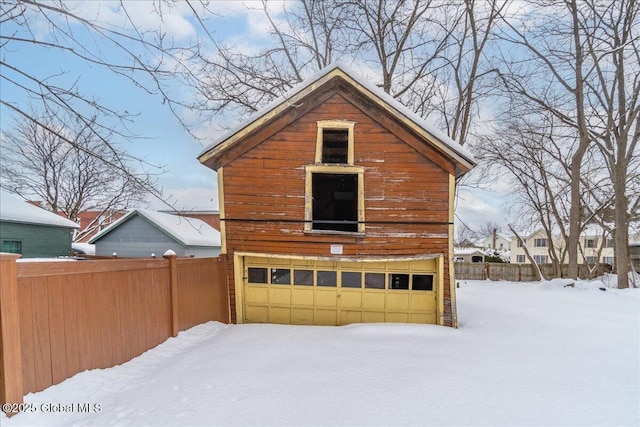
(304, 229, 366, 238)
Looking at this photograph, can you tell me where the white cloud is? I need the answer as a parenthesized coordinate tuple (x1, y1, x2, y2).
(74, 1, 198, 41)
(455, 185, 515, 232)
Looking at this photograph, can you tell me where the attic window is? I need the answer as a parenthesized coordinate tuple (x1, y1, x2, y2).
(322, 129, 349, 163)
(316, 121, 355, 165)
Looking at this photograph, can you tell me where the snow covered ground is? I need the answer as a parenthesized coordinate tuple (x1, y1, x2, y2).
(3, 279, 638, 426)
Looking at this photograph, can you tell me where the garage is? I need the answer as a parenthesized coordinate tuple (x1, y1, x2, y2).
(237, 254, 442, 325)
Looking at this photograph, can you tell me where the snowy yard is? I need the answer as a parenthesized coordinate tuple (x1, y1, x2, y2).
(3, 279, 638, 426)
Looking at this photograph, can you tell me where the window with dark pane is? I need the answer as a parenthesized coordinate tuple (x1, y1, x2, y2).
(390, 273, 410, 290)
(247, 267, 268, 284)
(294, 269, 314, 286)
(412, 275, 433, 291)
(365, 272, 385, 289)
(341, 271, 362, 288)
(312, 173, 358, 232)
(321, 129, 349, 163)
(271, 268, 291, 285)
(1, 240, 22, 254)
(317, 270, 337, 287)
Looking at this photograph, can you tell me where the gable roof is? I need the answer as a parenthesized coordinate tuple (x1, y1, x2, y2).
(198, 63, 476, 177)
(0, 190, 80, 229)
(88, 209, 221, 247)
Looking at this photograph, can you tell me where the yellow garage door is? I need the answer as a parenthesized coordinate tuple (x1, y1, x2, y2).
(241, 255, 438, 325)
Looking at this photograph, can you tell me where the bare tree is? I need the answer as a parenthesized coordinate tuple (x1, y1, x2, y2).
(580, 0, 640, 288)
(344, 0, 452, 96)
(192, 0, 349, 120)
(494, 0, 639, 287)
(0, 110, 159, 239)
(0, 0, 200, 202)
(476, 115, 578, 278)
(413, 0, 505, 146)
(454, 223, 478, 247)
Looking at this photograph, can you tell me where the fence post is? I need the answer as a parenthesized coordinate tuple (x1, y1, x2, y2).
(164, 253, 179, 337)
(0, 253, 24, 416)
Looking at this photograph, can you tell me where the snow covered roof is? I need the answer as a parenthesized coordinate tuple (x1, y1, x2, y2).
(0, 190, 79, 229)
(88, 209, 221, 247)
(198, 62, 476, 176)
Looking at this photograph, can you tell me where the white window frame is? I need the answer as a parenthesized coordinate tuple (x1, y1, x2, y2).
(533, 255, 548, 264)
(304, 165, 365, 234)
(534, 238, 548, 247)
(315, 120, 355, 165)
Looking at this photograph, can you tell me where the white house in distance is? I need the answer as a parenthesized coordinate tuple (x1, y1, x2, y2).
(510, 226, 640, 265)
(453, 248, 486, 263)
(89, 209, 221, 258)
(480, 232, 512, 252)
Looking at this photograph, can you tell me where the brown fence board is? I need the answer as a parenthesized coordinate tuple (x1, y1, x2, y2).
(33, 279, 52, 392)
(62, 281, 80, 381)
(18, 279, 36, 394)
(48, 276, 67, 385)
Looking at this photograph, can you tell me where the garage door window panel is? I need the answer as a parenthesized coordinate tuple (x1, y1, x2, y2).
(341, 271, 362, 288)
(390, 274, 410, 290)
(317, 270, 337, 287)
(271, 268, 291, 285)
(248, 268, 268, 284)
(365, 272, 385, 289)
(294, 269, 314, 286)
(412, 275, 434, 291)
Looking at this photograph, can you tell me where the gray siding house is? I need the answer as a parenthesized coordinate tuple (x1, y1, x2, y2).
(0, 190, 80, 258)
(89, 209, 221, 258)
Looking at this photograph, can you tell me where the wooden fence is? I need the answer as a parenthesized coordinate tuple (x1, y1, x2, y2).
(0, 253, 228, 415)
(454, 262, 612, 281)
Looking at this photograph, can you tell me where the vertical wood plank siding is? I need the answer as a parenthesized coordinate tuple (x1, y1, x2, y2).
(2, 257, 228, 400)
(221, 93, 455, 325)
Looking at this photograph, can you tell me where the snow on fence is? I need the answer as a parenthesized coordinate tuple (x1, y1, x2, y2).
(454, 262, 612, 281)
(0, 253, 228, 415)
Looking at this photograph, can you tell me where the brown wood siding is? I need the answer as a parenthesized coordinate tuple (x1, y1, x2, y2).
(221, 92, 455, 325)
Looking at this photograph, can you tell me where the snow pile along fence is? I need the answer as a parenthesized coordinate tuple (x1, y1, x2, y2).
(0, 253, 228, 416)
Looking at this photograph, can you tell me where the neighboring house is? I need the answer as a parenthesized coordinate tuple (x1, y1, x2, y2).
(75, 210, 126, 242)
(480, 232, 512, 251)
(89, 209, 221, 258)
(453, 248, 486, 263)
(510, 225, 640, 265)
(26, 201, 126, 242)
(0, 190, 79, 258)
(198, 63, 476, 327)
(510, 229, 562, 264)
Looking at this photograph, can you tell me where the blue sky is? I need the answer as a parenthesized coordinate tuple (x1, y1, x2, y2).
(0, 1, 513, 232)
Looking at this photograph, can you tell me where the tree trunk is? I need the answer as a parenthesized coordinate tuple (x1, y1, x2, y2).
(614, 160, 630, 289)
